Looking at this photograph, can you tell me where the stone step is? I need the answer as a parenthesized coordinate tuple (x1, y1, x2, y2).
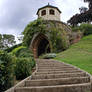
(37, 63, 67, 65)
(15, 83, 91, 92)
(37, 68, 78, 72)
(38, 66, 74, 69)
(38, 68, 77, 70)
(38, 67, 75, 69)
(31, 72, 87, 80)
(25, 77, 90, 86)
(37, 63, 66, 64)
(38, 62, 68, 64)
(38, 65, 69, 68)
(35, 70, 83, 75)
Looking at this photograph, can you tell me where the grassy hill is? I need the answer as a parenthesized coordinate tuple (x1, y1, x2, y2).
(55, 35, 92, 74)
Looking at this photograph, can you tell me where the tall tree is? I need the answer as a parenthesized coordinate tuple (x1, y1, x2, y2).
(0, 34, 16, 49)
(67, 0, 92, 26)
(84, 0, 92, 9)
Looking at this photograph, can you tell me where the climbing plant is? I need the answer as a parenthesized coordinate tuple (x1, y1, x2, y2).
(23, 18, 46, 47)
(23, 18, 70, 53)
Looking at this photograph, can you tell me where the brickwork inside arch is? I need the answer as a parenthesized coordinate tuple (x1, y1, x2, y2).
(31, 34, 51, 58)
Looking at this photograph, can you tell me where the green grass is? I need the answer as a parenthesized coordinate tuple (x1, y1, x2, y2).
(55, 35, 92, 75)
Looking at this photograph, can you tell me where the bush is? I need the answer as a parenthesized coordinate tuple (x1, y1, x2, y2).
(11, 46, 35, 80)
(15, 58, 35, 80)
(0, 50, 14, 92)
(72, 24, 92, 36)
(11, 46, 33, 57)
(72, 26, 79, 32)
(5, 43, 22, 53)
(40, 53, 56, 59)
(79, 24, 92, 36)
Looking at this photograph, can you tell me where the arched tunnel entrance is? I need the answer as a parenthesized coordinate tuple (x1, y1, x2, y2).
(38, 38, 50, 56)
(31, 34, 51, 58)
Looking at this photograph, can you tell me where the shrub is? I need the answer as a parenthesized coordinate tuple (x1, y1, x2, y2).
(79, 24, 92, 36)
(40, 53, 56, 59)
(11, 46, 26, 57)
(5, 43, 22, 53)
(11, 46, 35, 80)
(72, 24, 92, 36)
(15, 58, 35, 80)
(11, 46, 33, 57)
(72, 26, 79, 32)
(0, 50, 14, 92)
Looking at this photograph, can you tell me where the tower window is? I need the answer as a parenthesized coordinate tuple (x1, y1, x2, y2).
(49, 9, 55, 15)
(41, 10, 46, 16)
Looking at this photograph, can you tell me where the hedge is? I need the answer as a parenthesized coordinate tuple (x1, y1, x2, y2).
(0, 50, 14, 92)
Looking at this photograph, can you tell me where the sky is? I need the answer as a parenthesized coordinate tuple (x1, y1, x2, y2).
(0, 0, 88, 39)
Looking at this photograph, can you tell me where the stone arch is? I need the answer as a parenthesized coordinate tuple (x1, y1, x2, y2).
(31, 33, 51, 58)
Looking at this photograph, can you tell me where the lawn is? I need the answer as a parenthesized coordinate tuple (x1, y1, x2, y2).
(55, 35, 92, 74)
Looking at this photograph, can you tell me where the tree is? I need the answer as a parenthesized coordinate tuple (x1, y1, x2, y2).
(67, 0, 92, 26)
(84, 0, 92, 9)
(0, 34, 3, 49)
(79, 7, 88, 13)
(0, 34, 16, 50)
(17, 35, 24, 43)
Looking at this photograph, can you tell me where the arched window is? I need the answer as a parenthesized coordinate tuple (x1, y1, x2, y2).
(41, 10, 46, 16)
(49, 9, 55, 15)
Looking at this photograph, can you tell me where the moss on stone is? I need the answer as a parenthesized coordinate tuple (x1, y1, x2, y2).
(23, 18, 72, 53)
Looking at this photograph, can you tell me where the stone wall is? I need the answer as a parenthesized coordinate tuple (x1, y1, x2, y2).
(29, 20, 72, 57)
(70, 31, 83, 44)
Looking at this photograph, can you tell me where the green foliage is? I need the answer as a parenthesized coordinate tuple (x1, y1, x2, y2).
(79, 23, 92, 35)
(5, 43, 22, 53)
(0, 34, 16, 50)
(0, 34, 3, 49)
(55, 35, 92, 74)
(72, 23, 92, 36)
(0, 50, 14, 92)
(0, 37, 35, 91)
(15, 58, 35, 80)
(11, 46, 26, 57)
(72, 26, 80, 32)
(49, 23, 69, 52)
(23, 18, 46, 47)
(11, 46, 35, 80)
(23, 18, 69, 53)
(11, 46, 33, 57)
(40, 53, 56, 59)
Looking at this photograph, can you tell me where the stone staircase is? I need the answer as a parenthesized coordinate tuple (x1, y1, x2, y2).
(6, 59, 92, 92)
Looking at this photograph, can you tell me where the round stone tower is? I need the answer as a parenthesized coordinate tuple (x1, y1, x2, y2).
(24, 4, 73, 58)
(37, 3, 61, 21)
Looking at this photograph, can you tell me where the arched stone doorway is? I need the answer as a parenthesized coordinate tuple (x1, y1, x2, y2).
(31, 34, 51, 58)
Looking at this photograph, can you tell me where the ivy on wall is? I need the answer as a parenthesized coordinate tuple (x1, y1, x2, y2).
(23, 18, 70, 53)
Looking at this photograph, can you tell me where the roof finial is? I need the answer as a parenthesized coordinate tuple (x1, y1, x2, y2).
(48, 3, 50, 5)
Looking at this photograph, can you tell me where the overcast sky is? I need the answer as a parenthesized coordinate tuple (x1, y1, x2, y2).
(0, 0, 88, 38)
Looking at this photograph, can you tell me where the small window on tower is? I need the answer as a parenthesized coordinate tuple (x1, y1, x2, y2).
(49, 9, 55, 15)
(41, 10, 46, 16)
